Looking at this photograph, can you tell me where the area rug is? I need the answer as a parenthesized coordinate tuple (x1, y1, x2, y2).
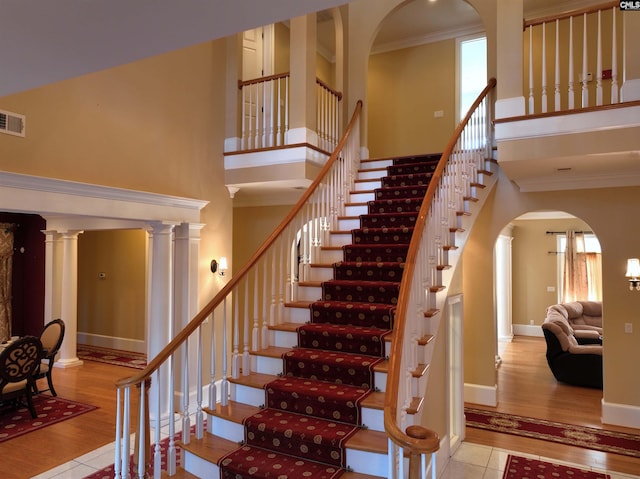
(502, 454, 610, 479)
(0, 395, 97, 443)
(465, 407, 640, 458)
(77, 344, 147, 370)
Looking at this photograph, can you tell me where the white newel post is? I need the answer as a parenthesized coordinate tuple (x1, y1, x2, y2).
(57, 230, 83, 368)
(147, 222, 176, 424)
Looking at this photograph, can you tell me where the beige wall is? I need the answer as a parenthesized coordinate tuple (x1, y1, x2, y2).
(462, 168, 640, 409)
(367, 40, 457, 157)
(0, 39, 233, 343)
(511, 217, 592, 326)
(78, 230, 147, 339)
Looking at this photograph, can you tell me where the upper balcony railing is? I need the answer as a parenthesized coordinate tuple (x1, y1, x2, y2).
(524, 1, 621, 115)
(238, 73, 342, 152)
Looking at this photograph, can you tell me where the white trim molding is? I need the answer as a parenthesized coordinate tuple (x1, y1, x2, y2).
(464, 382, 497, 407)
(601, 398, 640, 429)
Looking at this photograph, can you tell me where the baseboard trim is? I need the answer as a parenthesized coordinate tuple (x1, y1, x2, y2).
(512, 324, 543, 337)
(601, 398, 640, 429)
(77, 332, 146, 354)
(464, 383, 497, 407)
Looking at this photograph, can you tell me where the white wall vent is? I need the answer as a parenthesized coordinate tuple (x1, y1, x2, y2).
(0, 110, 26, 137)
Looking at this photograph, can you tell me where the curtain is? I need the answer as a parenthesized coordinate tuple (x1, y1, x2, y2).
(562, 230, 588, 302)
(586, 252, 602, 301)
(0, 223, 14, 341)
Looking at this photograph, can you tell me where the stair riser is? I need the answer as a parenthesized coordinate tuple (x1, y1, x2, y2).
(345, 204, 369, 216)
(350, 191, 376, 203)
(346, 449, 388, 477)
(183, 451, 219, 478)
(354, 180, 381, 191)
(285, 305, 311, 323)
(253, 355, 283, 376)
(309, 265, 333, 282)
(231, 383, 266, 408)
(319, 248, 344, 264)
(297, 284, 322, 302)
(361, 407, 384, 432)
(374, 371, 387, 392)
(330, 232, 352, 246)
(338, 218, 360, 230)
(357, 169, 386, 181)
(272, 329, 298, 348)
(361, 159, 393, 170)
(211, 415, 244, 443)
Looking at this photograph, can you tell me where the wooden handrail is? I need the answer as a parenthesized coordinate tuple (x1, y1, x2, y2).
(524, 1, 618, 28)
(383, 78, 497, 455)
(316, 78, 343, 100)
(115, 99, 363, 389)
(238, 72, 290, 89)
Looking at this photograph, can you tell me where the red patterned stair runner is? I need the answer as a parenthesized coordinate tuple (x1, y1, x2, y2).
(218, 154, 439, 479)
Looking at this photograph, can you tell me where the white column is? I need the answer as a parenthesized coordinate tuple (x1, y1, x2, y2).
(147, 222, 176, 422)
(57, 230, 83, 368)
(41, 230, 58, 326)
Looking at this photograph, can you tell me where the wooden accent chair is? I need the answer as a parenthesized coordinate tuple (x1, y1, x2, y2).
(33, 319, 65, 396)
(0, 336, 43, 418)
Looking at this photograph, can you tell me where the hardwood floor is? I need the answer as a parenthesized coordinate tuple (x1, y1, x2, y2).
(465, 335, 640, 476)
(1, 337, 638, 478)
(0, 360, 129, 479)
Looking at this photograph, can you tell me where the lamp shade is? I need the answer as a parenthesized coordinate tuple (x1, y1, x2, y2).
(626, 258, 640, 278)
(219, 256, 228, 271)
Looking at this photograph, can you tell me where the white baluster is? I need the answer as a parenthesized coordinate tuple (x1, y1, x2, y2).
(528, 27, 534, 114)
(582, 13, 589, 108)
(208, 311, 216, 434)
(611, 7, 619, 103)
(243, 276, 250, 376)
(555, 19, 561, 111)
(154, 371, 162, 477)
(114, 389, 123, 479)
(232, 291, 240, 378)
(221, 298, 229, 406)
(541, 22, 547, 113)
(568, 16, 575, 109)
(596, 10, 603, 106)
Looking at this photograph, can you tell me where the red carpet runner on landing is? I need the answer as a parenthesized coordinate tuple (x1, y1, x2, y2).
(217, 154, 440, 479)
(502, 454, 610, 479)
(465, 407, 640, 458)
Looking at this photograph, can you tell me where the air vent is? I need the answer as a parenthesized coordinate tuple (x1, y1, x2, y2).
(0, 109, 25, 137)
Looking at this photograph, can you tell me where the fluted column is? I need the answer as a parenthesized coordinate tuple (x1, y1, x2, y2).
(57, 230, 83, 368)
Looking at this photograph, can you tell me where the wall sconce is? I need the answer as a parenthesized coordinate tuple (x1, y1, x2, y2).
(626, 258, 640, 291)
(210, 257, 228, 276)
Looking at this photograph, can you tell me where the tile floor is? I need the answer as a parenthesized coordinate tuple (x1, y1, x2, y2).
(32, 440, 640, 479)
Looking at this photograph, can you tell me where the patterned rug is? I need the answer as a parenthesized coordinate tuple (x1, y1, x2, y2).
(465, 407, 640, 458)
(217, 154, 437, 479)
(502, 454, 610, 479)
(77, 344, 147, 369)
(0, 395, 97, 443)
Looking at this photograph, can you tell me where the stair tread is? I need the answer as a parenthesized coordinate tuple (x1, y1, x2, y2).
(342, 472, 386, 479)
(347, 428, 388, 453)
(161, 468, 203, 479)
(360, 390, 385, 410)
(251, 345, 291, 358)
(180, 432, 239, 465)
(285, 300, 312, 308)
(229, 371, 276, 388)
(206, 400, 260, 423)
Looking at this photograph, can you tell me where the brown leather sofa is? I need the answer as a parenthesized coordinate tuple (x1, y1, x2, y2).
(541, 301, 603, 389)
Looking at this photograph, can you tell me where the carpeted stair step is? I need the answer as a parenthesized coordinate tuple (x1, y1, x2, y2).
(352, 226, 413, 244)
(373, 184, 428, 200)
(219, 445, 344, 479)
(391, 153, 441, 165)
(322, 279, 400, 304)
(282, 348, 384, 389)
(298, 322, 390, 357)
(367, 197, 423, 214)
(386, 160, 438, 176)
(265, 375, 372, 425)
(243, 408, 359, 467)
(332, 261, 404, 282)
(343, 244, 408, 263)
(310, 300, 395, 329)
(359, 211, 418, 228)
(381, 172, 433, 189)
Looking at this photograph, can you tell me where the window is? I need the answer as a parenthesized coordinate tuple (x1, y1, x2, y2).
(557, 233, 602, 302)
(457, 35, 487, 123)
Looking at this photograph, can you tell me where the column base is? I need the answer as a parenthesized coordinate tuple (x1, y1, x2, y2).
(54, 357, 84, 368)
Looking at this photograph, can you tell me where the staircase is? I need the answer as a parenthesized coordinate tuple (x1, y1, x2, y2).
(180, 154, 441, 478)
(112, 80, 497, 479)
